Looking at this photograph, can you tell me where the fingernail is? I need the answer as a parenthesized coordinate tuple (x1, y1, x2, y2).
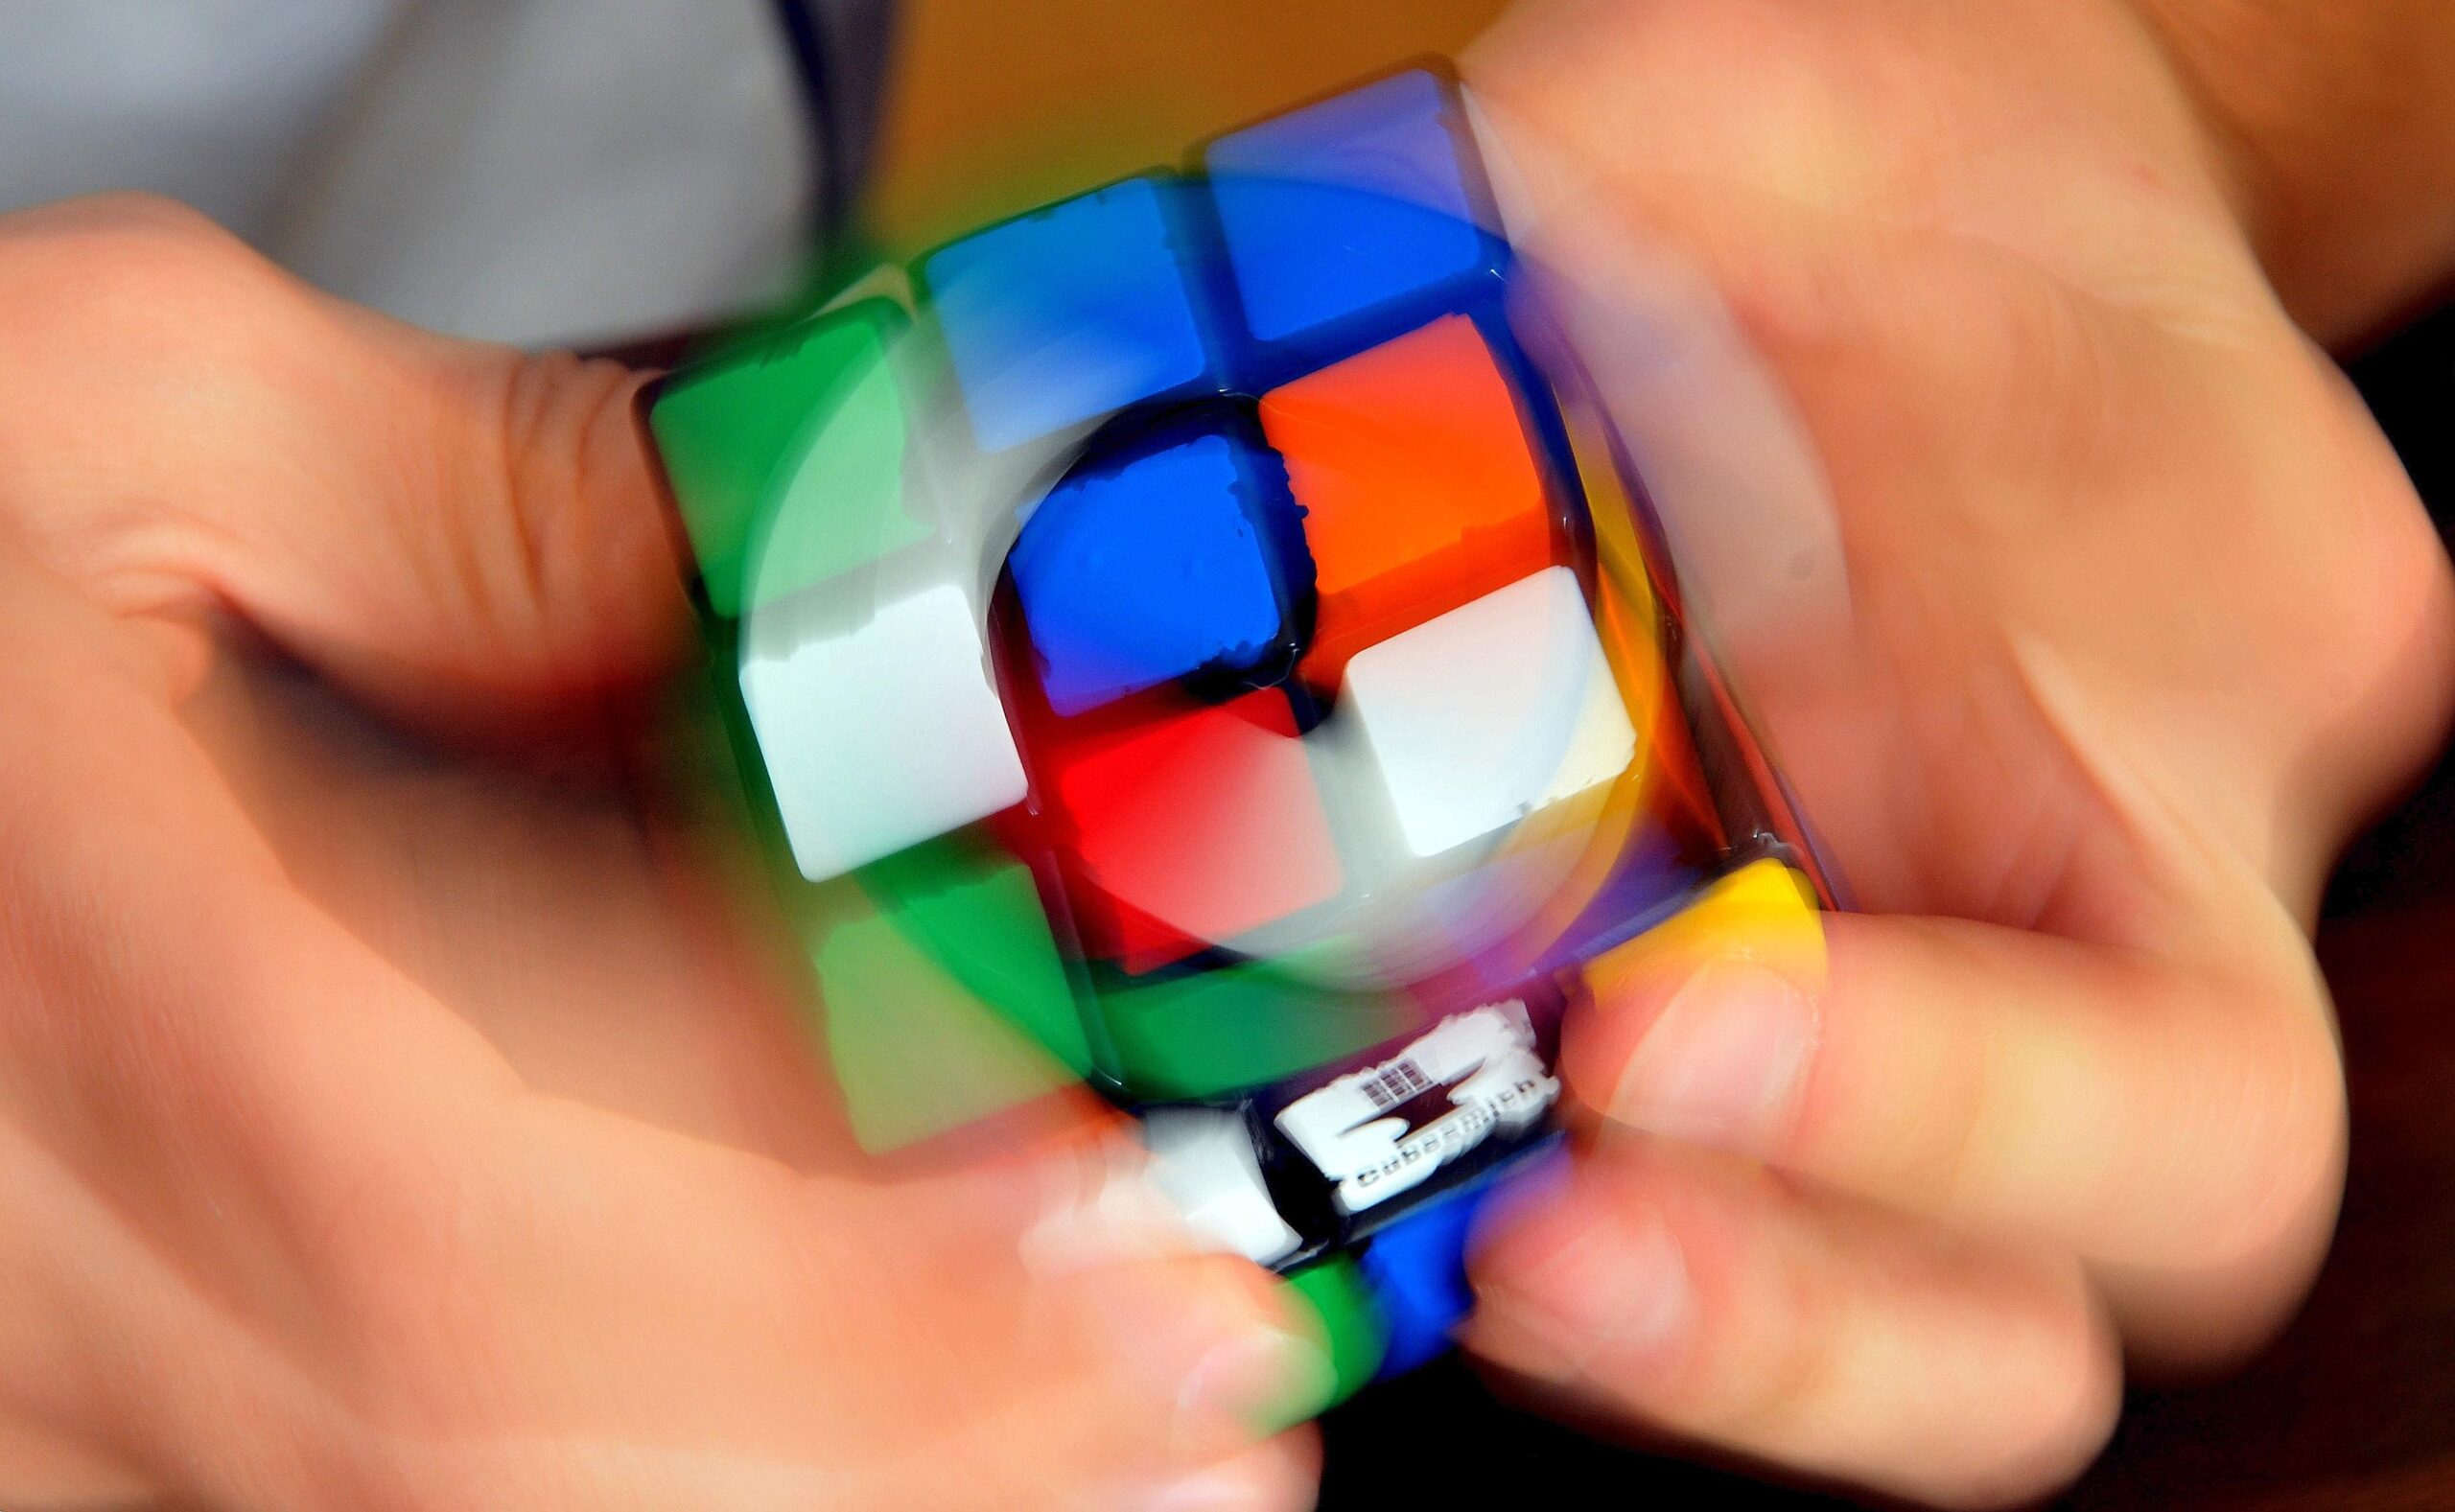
(1609, 960, 1815, 1152)
(1178, 1321, 1336, 1434)
(1478, 1207, 1690, 1383)
(1131, 1442, 1317, 1512)
(1084, 1267, 1335, 1451)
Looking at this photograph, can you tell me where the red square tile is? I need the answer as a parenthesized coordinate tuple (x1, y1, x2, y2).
(1042, 689, 1344, 973)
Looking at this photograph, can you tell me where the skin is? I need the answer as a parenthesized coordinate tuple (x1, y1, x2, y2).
(1460, 0, 2455, 1504)
(0, 196, 1323, 1512)
(0, 1, 2449, 1507)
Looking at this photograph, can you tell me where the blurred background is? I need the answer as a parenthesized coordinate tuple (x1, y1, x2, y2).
(6, 2, 2453, 1506)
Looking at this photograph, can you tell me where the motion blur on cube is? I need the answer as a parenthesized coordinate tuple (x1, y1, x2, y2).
(645, 62, 1833, 1399)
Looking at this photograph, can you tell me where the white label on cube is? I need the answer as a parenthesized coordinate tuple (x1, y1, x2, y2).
(1274, 1001, 1558, 1214)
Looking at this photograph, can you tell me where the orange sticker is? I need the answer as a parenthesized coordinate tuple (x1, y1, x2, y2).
(1261, 314, 1558, 688)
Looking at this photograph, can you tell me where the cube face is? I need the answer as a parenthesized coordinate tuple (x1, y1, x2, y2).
(740, 580, 1028, 882)
(922, 176, 1218, 453)
(1259, 314, 1559, 687)
(1009, 425, 1303, 716)
(985, 314, 1610, 999)
(650, 64, 1834, 1384)
(1205, 68, 1499, 345)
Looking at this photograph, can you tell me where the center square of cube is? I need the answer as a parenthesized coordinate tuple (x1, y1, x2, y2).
(1004, 406, 1316, 718)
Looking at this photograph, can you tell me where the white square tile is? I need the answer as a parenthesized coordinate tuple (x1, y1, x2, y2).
(1142, 1107, 1300, 1266)
(1340, 566, 1637, 860)
(740, 579, 1028, 881)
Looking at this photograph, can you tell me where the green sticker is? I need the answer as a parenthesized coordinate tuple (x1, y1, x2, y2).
(1092, 954, 1411, 1103)
(798, 833, 1088, 1152)
(1281, 1257, 1388, 1416)
(856, 834, 1091, 1077)
(649, 300, 930, 619)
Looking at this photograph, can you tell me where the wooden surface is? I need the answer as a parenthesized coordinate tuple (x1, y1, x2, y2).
(864, 0, 1507, 257)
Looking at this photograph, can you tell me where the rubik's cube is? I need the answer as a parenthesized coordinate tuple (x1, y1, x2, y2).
(645, 64, 1828, 1399)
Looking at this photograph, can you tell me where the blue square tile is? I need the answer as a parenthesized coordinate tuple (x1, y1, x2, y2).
(1009, 423, 1302, 717)
(1358, 1179, 1487, 1378)
(922, 176, 1218, 453)
(1204, 68, 1500, 346)
(1357, 1143, 1570, 1379)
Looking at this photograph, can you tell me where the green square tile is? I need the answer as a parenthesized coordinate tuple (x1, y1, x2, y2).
(649, 299, 931, 620)
(1091, 953, 1413, 1103)
(1281, 1257, 1387, 1415)
(796, 832, 1091, 1153)
(855, 832, 1091, 1077)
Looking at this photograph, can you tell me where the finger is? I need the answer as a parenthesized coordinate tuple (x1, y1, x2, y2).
(1134, 1433, 1321, 1512)
(0, 193, 689, 737)
(1566, 869, 2344, 1353)
(1466, 1138, 2119, 1509)
(0, 539, 1321, 1509)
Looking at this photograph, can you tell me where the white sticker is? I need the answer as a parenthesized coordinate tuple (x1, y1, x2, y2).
(1142, 1107, 1302, 1267)
(1274, 1001, 1559, 1214)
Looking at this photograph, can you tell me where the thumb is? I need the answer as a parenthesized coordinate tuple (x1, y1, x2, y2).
(0, 193, 691, 739)
(1565, 862, 2343, 1360)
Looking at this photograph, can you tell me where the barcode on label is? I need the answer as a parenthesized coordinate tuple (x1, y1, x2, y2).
(1359, 1058, 1432, 1111)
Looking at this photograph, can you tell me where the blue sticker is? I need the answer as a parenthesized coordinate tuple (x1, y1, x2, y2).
(924, 176, 1217, 452)
(1011, 425, 1298, 715)
(1359, 1178, 1491, 1378)
(1205, 69, 1498, 345)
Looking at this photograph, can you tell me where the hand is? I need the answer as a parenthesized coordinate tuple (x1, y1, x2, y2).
(1460, 0, 2455, 1503)
(0, 195, 1325, 1512)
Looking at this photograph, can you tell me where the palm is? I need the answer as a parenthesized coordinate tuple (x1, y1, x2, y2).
(182, 630, 853, 1165)
(0, 197, 1311, 1512)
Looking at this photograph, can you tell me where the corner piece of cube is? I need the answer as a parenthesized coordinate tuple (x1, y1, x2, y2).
(739, 578, 1029, 883)
(1202, 65, 1506, 353)
(647, 299, 932, 622)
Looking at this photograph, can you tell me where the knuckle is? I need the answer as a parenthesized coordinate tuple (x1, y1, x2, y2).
(1939, 1273, 2121, 1509)
(1806, 918, 1998, 1217)
(1635, 1179, 1840, 1441)
(491, 349, 648, 516)
(1702, 1254, 1845, 1444)
(0, 193, 295, 364)
(1919, 970, 2003, 1220)
(453, 347, 663, 676)
(2265, 999, 2350, 1203)
(2164, 981, 2346, 1276)
(491, 350, 643, 567)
